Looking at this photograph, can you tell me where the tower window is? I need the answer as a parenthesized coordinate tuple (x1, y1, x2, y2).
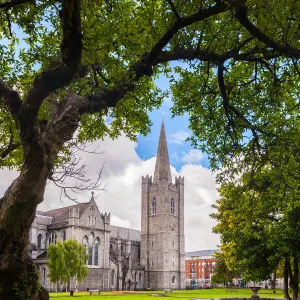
(152, 198, 157, 215)
(151, 241, 153, 247)
(170, 199, 175, 215)
(151, 260, 154, 266)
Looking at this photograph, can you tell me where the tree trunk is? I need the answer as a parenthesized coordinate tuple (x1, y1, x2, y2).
(270, 269, 276, 293)
(290, 256, 299, 300)
(283, 257, 292, 300)
(0, 162, 50, 300)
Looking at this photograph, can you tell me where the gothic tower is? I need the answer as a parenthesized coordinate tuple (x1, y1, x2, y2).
(141, 120, 185, 290)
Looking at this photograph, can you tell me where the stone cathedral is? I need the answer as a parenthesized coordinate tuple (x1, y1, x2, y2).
(29, 121, 185, 291)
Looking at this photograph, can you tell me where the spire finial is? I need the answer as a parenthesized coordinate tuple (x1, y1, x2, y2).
(91, 191, 94, 200)
(153, 120, 172, 184)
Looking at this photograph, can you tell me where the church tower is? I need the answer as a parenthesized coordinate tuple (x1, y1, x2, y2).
(141, 120, 185, 289)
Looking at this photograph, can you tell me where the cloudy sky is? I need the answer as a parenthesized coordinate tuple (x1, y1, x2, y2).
(0, 75, 220, 252)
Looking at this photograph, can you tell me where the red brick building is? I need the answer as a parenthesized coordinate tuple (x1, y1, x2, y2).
(185, 249, 219, 287)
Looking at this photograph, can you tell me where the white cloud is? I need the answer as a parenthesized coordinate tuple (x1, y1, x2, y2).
(110, 215, 131, 228)
(0, 135, 220, 251)
(168, 130, 190, 144)
(182, 149, 204, 164)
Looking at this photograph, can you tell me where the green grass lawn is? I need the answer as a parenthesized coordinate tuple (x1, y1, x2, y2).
(49, 288, 284, 300)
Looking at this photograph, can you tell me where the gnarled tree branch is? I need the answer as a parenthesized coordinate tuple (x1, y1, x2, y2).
(232, 0, 300, 58)
(0, 77, 22, 120)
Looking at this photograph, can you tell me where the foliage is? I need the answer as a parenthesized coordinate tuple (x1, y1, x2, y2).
(0, 0, 299, 175)
(47, 239, 88, 287)
(211, 165, 300, 297)
(211, 252, 237, 284)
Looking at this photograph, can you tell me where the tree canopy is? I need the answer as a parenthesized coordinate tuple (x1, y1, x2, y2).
(0, 0, 299, 174)
(47, 239, 88, 291)
(211, 166, 300, 299)
(0, 0, 299, 299)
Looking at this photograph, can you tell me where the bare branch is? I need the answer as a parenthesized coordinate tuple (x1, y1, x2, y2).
(48, 142, 106, 202)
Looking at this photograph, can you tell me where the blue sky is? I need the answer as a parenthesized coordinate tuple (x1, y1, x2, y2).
(136, 75, 210, 171)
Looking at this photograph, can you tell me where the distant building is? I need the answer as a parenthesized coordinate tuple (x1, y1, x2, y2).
(185, 249, 219, 287)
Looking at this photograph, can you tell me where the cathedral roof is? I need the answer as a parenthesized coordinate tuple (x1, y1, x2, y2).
(43, 202, 89, 224)
(153, 119, 172, 184)
(110, 226, 140, 242)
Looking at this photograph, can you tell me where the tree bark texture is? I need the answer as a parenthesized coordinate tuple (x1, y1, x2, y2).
(0, 162, 50, 299)
(283, 257, 292, 300)
(290, 256, 299, 300)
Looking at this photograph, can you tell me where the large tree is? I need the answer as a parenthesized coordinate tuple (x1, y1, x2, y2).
(47, 239, 88, 293)
(211, 165, 300, 300)
(0, 0, 299, 299)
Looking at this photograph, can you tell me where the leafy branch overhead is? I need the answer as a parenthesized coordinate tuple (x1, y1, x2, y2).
(0, 0, 299, 176)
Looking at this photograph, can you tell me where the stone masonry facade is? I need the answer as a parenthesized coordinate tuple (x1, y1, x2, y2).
(29, 120, 185, 291)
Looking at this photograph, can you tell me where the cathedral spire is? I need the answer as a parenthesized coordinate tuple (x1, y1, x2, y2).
(153, 119, 172, 184)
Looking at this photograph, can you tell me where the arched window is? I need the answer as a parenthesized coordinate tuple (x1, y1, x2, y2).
(37, 233, 43, 249)
(152, 198, 157, 215)
(170, 199, 175, 215)
(48, 232, 56, 246)
(139, 272, 142, 282)
(94, 238, 99, 266)
(82, 236, 88, 264)
(111, 269, 115, 286)
(88, 233, 94, 265)
(172, 275, 176, 284)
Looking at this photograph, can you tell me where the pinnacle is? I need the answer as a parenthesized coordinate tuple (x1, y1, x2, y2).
(153, 119, 172, 184)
